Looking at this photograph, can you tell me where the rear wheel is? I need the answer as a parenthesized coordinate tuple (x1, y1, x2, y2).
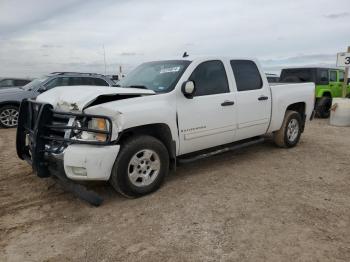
(0, 105, 19, 128)
(273, 110, 302, 148)
(110, 135, 169, 197)
(316, 97, 332, 118)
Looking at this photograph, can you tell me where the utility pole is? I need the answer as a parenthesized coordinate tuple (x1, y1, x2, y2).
(103, 44, 107, 75)
(342, 46, 350, 98)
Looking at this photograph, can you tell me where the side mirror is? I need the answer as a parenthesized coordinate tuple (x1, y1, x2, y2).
(181, 81, 196, 99)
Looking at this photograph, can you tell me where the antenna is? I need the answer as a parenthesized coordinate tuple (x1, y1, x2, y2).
(182, 52, 189, 58)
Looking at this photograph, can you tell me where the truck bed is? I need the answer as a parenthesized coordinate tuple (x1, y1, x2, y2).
(267, 82, 315, 133)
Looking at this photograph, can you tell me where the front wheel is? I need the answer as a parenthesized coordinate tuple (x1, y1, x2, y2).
(110, 135, 169, 198)
(273, 110, 302, 148)
(0, 105, 19, 128)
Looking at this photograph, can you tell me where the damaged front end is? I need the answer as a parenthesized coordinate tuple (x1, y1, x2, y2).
(16, 99, 114, 206)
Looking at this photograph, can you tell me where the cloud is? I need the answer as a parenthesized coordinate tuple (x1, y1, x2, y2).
(324, 12, 350, 19)
(41, 44, 63, 48)
(261, 54, 337, 74)
(0, 0, 350, 77)
(119, 52, 140, 56)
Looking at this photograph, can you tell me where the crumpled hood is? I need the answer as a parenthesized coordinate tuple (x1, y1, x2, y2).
(36, 85, 155, 112)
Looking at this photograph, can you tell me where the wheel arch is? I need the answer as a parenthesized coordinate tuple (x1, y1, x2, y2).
(286, 102, 306, 132)
(321, 91, 332, 98)
(0, 101, 21, 108)
(116, 123, 176, 169)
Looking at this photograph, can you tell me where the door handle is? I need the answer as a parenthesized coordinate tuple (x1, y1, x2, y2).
(221, 100, 235, 106)
(258, 96, 269, 101)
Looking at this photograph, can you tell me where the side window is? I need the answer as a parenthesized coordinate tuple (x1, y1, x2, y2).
(0, 79, 14, 87)
(319, 70, 329, 82)
(14, 80, 30, 86)
(189, 60, 229, 96)
(230, 60, 262, 91)
(330, 71, 337, 82)
(339, 71, 344, 82)
(69, 77, 84, 86)
(93, 78, 109, 86)
(45, 77, 70, 89)
(81, 77, 95, 85)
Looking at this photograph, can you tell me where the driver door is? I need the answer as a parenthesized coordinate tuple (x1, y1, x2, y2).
(177, 60, 237, 155)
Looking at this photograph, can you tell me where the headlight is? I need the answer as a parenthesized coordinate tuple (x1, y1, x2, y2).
(71, 117, 111, 143)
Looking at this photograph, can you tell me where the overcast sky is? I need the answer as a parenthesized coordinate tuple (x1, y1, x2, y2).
(0, 0, 349, 77)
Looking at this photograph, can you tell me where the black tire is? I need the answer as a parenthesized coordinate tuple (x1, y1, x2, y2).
(316, 97, 332, 118)
(273, 110, 302, 148)
(110, 135, 169, 198)
(0, 105, 19, 128)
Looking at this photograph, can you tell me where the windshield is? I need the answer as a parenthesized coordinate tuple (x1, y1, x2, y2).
(118, 60, 191, 93)
(22, 77, 48, 91)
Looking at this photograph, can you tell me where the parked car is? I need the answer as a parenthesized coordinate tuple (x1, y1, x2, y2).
(0, 72, 115, 128)
(266, 73, 279, 83)
(0, 78, 32, 89)
(17, 57, 314, 205)
(280, 67, 350, 118)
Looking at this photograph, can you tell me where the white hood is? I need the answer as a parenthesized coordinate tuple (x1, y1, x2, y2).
(36, 85, 155, 111)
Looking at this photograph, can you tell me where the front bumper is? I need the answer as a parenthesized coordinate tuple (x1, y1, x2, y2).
(63, 144, 120, 180)
(16, 99, 119, 205)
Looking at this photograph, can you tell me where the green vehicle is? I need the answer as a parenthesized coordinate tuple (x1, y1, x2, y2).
(280, 67, 350, 118)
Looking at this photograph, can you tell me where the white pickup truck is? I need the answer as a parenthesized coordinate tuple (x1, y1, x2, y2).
(16, 57, 315, 205)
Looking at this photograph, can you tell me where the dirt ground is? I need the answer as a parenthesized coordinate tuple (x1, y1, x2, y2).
(1, 119, 350, 262)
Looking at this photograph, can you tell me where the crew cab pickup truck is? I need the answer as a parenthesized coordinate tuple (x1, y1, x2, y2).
(17, 57, 315, 205)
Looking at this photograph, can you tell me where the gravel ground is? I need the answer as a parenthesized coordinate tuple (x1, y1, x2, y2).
(1, 119, 350, 262)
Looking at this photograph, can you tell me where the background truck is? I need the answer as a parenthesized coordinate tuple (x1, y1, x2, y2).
(280, 67, 350, 118)
(17, 57, 315, 204)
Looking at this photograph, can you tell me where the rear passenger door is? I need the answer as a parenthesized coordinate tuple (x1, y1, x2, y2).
(230, 60, 271, 140)
(177, 60, 237, 155)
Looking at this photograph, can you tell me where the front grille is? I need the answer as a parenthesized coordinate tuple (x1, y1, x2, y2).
(49, 113, 71, 137)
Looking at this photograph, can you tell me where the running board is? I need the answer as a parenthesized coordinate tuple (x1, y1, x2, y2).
(177, 137, 265, 164)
